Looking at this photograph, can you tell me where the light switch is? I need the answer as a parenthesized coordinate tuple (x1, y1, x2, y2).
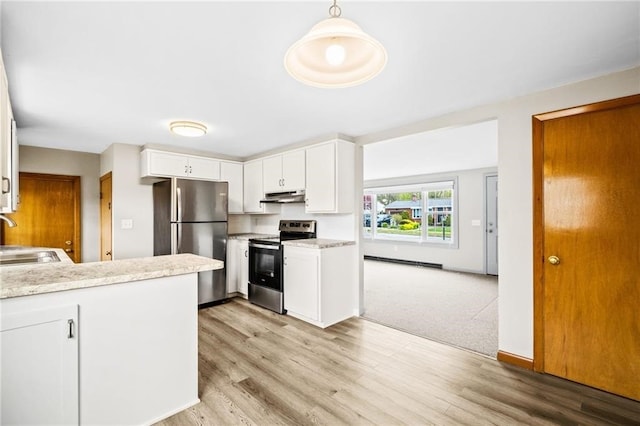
(121, 219, 134, 230)
(471, 219, 481, 227)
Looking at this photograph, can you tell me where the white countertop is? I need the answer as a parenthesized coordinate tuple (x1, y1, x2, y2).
(281, 239, 356, 249)
(1, 253, 223, 299)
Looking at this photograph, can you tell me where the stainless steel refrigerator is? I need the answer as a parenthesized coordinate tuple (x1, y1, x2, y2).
(153, 178, 228, 306)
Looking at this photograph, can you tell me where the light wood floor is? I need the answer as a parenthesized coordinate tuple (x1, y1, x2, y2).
(157, 298, 640, 426)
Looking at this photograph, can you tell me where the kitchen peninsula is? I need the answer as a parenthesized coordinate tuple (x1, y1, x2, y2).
(1, 251, 223, 425)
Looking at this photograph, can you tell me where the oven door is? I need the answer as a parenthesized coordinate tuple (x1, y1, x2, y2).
(248, 242, 282, 291)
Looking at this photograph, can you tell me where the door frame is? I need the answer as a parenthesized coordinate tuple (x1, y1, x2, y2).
(484, 173, 498, 275)
(532, 94, 640, 372)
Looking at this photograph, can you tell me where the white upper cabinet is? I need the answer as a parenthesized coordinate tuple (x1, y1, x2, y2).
(263, 150, 305, 193)
(305, 140, 355, 213)
(220, 161, 243, 214)
(0, 52, 18, 213)
(140, 149, 220, 180)
(243, 159, 278, 214)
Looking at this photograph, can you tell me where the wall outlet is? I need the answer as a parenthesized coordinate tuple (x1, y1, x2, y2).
(121, 219, 134, 230)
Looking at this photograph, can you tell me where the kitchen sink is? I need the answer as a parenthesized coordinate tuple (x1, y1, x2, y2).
(0, 250, 61, 266)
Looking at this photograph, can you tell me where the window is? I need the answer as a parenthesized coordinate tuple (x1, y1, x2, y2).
(363, 180, 456, 245)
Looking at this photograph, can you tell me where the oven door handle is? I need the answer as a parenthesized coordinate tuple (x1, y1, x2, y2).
(249, 243, 280, 250)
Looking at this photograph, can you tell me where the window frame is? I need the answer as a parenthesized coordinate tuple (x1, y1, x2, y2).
(363, 178, 458, 248)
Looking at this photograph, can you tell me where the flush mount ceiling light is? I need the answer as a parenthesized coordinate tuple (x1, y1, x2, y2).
(169, 120, 207, 137)
(284, 0, 387, 88)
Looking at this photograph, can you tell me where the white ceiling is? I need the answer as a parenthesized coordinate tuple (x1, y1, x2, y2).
(1, 1, 638, 159)
(363, 119, 498, 181)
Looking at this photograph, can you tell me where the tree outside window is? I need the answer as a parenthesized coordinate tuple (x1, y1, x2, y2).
(363, 181, 455, 244)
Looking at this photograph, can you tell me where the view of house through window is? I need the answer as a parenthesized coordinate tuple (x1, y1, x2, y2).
(363, 181, 455, 244)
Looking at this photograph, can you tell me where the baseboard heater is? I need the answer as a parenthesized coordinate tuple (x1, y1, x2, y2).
(364, 255, 442, 269)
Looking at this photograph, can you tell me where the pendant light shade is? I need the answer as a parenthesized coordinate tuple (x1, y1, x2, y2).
(284, 2, 387, 88)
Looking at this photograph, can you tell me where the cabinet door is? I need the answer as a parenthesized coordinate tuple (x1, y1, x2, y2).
(1, 305, 79, 425)
(305, 142, 336, 212)
(226, 239, 238, 293)
(220, 162, 243, 213)
(244, 160, 265, 213)
(147, 151, 189, 177)
(282, 150, 305, 191)
(188, 156, 221, 180)
(238, 241, 249, 296)
(284, 248, 319, 320)
(262, 156, 283, 193)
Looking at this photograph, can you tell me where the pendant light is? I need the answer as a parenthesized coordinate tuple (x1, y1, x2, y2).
(284, 0, 387, 88)
(169, 120, 207, 137)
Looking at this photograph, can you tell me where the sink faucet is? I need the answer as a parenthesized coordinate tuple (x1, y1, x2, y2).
(0, 215, 17, 227)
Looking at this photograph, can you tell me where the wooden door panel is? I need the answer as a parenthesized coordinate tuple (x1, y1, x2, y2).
(100, 172, 112, 261)
(1, 173, 81, 262)
(534, 95, 640, 401)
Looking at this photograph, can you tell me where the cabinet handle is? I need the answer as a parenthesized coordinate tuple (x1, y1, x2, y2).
(281, 178, 285, 187)
(244, 250, 248, 258)
(184, 165, 188, 174)
(67, 319, 75, 339)
(1, 177, 9, 194)
(189, 165, 193, 174)
(283, 256, 287, 266)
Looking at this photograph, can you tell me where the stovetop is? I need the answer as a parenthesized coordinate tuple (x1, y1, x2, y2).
(249, 220, 317, 246)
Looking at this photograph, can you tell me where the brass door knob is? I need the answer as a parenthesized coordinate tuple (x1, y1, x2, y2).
(548, 255, 560, 265)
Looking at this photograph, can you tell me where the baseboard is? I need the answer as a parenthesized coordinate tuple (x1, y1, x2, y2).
(364, 255, 442, 269)
(497, 350, 534, 370)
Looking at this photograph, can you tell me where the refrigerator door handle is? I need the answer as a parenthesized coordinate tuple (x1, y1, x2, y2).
(176, 223, 182, 253)
(176, 187, 183, 223)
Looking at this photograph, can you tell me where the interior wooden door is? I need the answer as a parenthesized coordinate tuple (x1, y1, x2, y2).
(1, 172, 81, 262)
(533, 94, 640, 401)
(100, 172, 112, 261)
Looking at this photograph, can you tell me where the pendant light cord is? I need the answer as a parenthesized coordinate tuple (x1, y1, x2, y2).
(329, 0, 342, 18)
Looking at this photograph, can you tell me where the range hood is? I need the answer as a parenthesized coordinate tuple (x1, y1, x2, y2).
(260, 190, 306, 204)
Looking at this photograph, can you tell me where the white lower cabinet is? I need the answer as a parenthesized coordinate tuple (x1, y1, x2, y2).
(227, 239, 249, 297)
(283, 247, 319, 321)
(237, 240, 249, 296)
(1, 305, 79, 425)
(283, 244, 356, 328)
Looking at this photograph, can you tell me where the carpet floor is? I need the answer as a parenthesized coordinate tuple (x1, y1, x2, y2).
(362, 259, 499, 357)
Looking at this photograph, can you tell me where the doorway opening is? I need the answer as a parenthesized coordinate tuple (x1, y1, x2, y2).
(361, 119, 499, 357)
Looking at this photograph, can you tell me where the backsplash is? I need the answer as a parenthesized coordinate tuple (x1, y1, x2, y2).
(251, 204, 356, 240)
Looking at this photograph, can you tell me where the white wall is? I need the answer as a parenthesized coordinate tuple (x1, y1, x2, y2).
(356, 66, 640, 359)
(362, 167, 497, 273)
(19, 145, 101, 262)
(100, 143, 153, 259)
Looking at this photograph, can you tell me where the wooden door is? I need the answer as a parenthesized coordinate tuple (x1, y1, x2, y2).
(533, 94, 640, 401)
(1, 172, 81, 262)
(100, 172, 112, 261)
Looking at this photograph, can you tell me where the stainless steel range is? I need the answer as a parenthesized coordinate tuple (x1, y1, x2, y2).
(248, 220, 317, 314)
